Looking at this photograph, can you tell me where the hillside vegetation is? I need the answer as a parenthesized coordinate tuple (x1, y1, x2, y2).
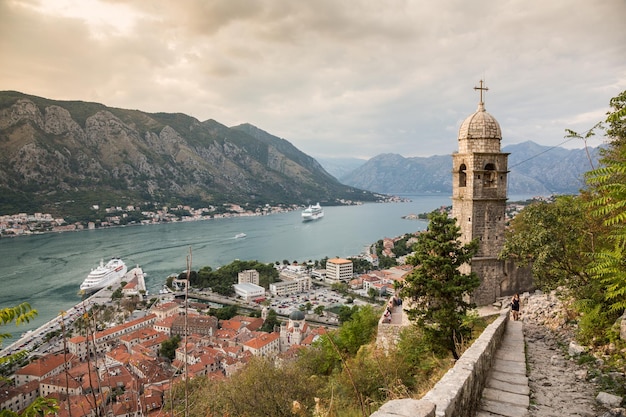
(0, 91, 381, 218)
(501, 90, 626, 374)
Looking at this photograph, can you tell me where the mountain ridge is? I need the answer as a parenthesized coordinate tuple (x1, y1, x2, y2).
(329, 141, 600, 195)
(0, 90, 380, 217)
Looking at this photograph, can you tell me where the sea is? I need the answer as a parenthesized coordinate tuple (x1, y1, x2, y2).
(0, 194, 533, 345)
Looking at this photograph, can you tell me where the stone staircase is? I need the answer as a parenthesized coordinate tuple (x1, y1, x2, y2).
(372, 307, 530, 417)
(476, 319, 529, 416)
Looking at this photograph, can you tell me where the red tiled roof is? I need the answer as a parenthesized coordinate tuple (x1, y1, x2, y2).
(243, 332, 279, 350)
(15, 353, 68, 377)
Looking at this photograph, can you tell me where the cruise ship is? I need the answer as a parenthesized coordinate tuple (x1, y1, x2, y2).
(302, 203, 324, 222)
(79, 258, 127, 294)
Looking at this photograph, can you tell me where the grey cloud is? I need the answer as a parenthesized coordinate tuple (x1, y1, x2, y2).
(1, 0, 625, 160)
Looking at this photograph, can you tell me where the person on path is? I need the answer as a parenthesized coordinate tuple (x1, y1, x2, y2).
(511, 293, 520, 321)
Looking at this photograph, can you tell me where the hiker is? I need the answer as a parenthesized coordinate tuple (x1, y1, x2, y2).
(511, 293, 521, 321)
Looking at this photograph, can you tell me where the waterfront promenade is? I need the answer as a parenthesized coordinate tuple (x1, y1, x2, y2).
(0, 266, 146, 358)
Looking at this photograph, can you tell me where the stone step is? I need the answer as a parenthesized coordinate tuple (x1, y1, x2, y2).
(476, 319, 530, 417)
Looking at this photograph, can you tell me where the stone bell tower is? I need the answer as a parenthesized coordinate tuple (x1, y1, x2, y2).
(452, 81, 509, 305)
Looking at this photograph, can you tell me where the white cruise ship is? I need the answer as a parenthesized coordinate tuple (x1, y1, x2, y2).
(79, 258, 127, 294)
(302, 203, 324, 222)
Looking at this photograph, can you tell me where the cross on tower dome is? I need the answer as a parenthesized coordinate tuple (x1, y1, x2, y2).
(458, 80, 501, 141)
(474, 80, 488, 106)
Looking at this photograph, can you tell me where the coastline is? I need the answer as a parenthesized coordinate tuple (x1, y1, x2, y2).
(0, 196, 410, 239)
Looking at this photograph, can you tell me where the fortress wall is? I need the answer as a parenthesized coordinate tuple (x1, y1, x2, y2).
(371, 309, 510, 417)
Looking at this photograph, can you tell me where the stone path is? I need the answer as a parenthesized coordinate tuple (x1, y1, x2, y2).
(476, 319, 530, 417)
(525, 321, 599, 416)
(475, 294, 610, 417)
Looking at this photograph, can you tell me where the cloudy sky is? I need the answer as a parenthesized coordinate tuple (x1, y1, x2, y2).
(1, 0, 625, 159)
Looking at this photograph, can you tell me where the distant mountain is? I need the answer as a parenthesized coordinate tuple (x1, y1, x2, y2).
(314, 157, 367, 180)
(334, 142, 600, 195)
(0, 91, 381, 217)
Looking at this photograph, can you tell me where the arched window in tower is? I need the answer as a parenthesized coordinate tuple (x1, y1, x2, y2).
(483, 163, 496, 187)
(459, 164, 467, 187)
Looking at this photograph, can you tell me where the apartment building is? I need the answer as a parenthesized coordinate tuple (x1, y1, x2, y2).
(325, 258, 353, 283)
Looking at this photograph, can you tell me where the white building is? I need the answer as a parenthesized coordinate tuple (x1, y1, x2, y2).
(233, 282, 265, 301)
(325, 258, 353, 283)
(269, 275, 311, 297)
(311, 269, 326, 280)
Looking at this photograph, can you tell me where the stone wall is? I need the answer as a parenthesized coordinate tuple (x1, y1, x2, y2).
(500, 260, 534, 297)
(376, 301, 411, 351)
(371, 310, 510, 417)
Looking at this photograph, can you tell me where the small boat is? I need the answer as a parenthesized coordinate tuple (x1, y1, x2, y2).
(235, 233, 247, 239)
(159, 285, 173, 295)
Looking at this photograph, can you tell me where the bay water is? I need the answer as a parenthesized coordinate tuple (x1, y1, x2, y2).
(0, 194, 450, 344)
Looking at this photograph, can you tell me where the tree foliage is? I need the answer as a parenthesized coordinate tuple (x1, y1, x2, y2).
(188, 260, 279, 296)
(170, 357, 323, 417)
(0, 304, 58, 417)
(0, 302, 37, 366)
(503, 89, 626, 345)
(347, 256, 373, 274)
(499, 195, 601, 298)
(260, 308, 280, 332)
(159, 335, 181, 361)
(207, 305, 238, 321)
(400, 211, 480, 359)
(0, 397, 59, 417)
(584, 89, 626, 314)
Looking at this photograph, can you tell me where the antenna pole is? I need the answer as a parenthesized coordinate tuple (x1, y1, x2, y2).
(184, 247, 192, 417)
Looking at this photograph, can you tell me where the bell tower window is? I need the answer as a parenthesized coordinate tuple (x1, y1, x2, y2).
(483, 163, 496, 187)
(459, 164, 467, 187)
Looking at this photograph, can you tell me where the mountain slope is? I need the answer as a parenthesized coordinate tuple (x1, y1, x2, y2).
(314, 157, 367, 180)
(337, 142, 600, 195)
(0, 91, 379, 216)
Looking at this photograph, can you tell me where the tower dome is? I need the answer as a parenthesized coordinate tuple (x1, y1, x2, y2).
(458, 102, 502, 141)
(289, 310, 305, 321)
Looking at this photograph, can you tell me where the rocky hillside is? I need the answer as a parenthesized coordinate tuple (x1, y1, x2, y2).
(337, 142, 601, 195)
(0, 91, 380, 216)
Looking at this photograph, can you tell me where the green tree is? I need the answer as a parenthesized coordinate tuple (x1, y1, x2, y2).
(209, 305, 238, 321)
(0, 397, 59, 417)
(584, 89, 626, 314)
(1, 303, 37, 366)
(0, 303, 58, 416)
(378, 255, 397, 269)
(159, 335, 181, 361)
(335, 304, 380, 355)
(337, 305, 357, 324)
(347, 257, 373, 274)
(298, 304, 381, 378)
(171, 358, 323, 417)
(330, 282, 348, 295)
(313, 305, 325, 316)
(260, 309, 280, 332)
(499, 195, 599, 297)
(367, 287, 379, 301)
(400, 211, 480, 359)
